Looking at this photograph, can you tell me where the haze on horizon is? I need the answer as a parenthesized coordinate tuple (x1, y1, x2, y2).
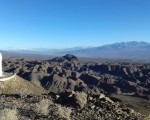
(0, 0, 150, 50)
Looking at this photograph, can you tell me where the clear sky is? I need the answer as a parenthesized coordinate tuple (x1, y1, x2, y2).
(0, 0, 150, 50)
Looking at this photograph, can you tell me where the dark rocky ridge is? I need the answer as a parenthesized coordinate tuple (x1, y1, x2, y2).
(2, 54, 150, 117)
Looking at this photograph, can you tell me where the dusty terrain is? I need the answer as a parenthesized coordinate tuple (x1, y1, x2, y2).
(0, 91, 145, 120)
(0, 54, 150, 119)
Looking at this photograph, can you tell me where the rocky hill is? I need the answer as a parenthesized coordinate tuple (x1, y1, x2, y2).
(3, 54, 150, 98)
(0, 91, 145, 120)
(2, 54, 150, 119)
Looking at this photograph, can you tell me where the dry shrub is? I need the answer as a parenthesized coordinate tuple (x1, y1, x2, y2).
(36, 98, 52, 116)
(74, 92, 87, 108)
(53, 105, 72, 120)
(0, 108, 18, 120)
(58, 106, 72, 120)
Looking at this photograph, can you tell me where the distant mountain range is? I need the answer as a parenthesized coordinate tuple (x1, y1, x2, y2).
(59, 41, 150, 60)
(1, 41, 150, 60)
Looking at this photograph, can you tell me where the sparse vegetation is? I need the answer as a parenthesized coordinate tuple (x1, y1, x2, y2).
(0, 92, 146, 120)
(0, 108, 18, 120)
(73, 92, 87, 108)
(36, 98, 52, 116)
(51, 105, 72, 120)
(57, 106, 72, 120)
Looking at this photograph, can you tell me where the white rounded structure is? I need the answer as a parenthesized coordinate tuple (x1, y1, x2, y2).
(0, 53, 2, 76)
(0, 53, 15, 81)
(0, 74, 16, 81)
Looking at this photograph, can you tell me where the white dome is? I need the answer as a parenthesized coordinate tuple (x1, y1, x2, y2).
(0, 53, 2, 60)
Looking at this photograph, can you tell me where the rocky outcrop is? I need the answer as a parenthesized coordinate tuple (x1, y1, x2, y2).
(1, 54, 150, 119)
(50, 54, 78, 63)
(0, 91, 145, 120)
(3, 55, 150, 100)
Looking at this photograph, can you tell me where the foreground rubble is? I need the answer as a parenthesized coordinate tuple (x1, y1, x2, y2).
(0, 91, 145, 120)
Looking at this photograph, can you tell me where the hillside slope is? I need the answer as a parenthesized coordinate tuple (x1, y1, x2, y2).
(0, 75, 47, 94)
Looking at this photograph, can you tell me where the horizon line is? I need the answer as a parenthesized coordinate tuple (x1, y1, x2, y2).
(0, 41, 149, 51)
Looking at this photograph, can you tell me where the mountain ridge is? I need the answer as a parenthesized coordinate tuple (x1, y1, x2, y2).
(1, 41, 150, 60)
(54, 41, 150, 60)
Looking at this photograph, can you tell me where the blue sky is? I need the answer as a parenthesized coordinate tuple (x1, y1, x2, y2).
(0, 0, 150, 50)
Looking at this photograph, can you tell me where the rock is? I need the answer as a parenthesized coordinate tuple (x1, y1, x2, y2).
(45, 74, 68, 93)
(63, 54, 78, 62)
(99, 93, 105, 99)
(91, 105, 95, 109)
(89, 97, 93, 101)
(71, 72, 80, 79)
(127, 108, 135, 114)
(29, 72, 44, 87)
(0, 91, 145, 120)
(104, 97, 114, 104)
(115, 87, 121, 94)
(54, 66, 62, 73)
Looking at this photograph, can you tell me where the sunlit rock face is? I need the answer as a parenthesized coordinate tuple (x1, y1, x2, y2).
(0, 53, 2, 76)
